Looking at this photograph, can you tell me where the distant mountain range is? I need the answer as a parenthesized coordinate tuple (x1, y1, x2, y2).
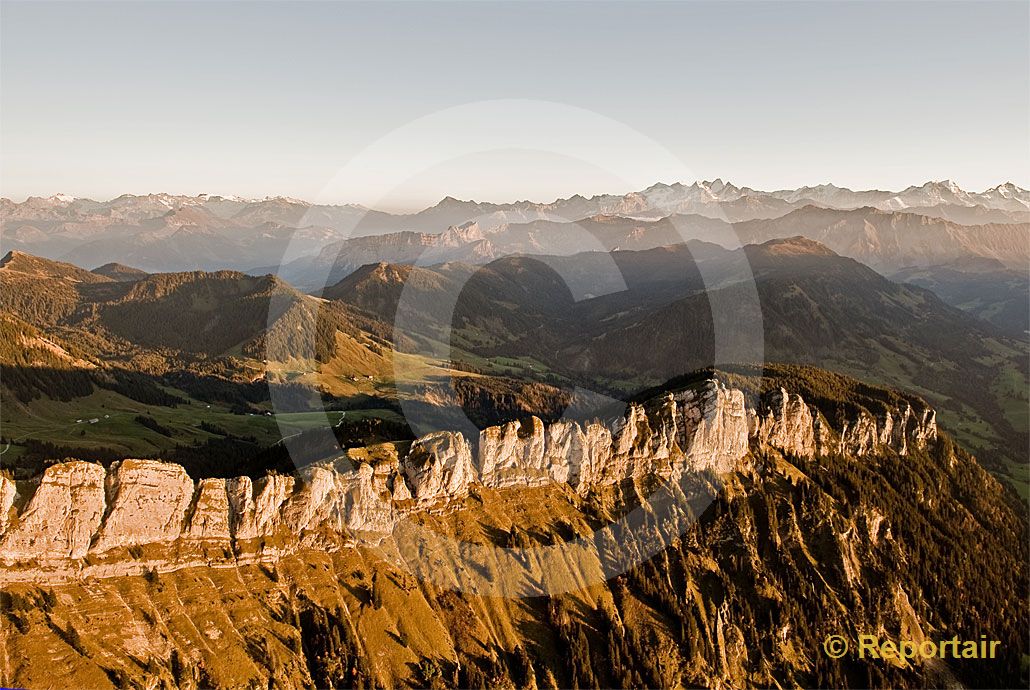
(3, 180, 1027, 275)
(331, 237, 1030, 486)
(2, 230, 1027, 490)
(4, 219, 1025, 690)
(294, 205, 1029, 288)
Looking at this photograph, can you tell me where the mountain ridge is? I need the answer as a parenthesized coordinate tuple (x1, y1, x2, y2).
(3, 243, 1026, 494)
(4, 181, 1027, 275)
(0, 365, 1024, 689)
(0, 366, 945, 579)
(7, 178, 1025, 212)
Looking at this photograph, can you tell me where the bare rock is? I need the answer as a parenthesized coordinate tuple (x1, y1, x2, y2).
(282, 464, 340, 533)
(839, 413, 879, 456)
(184, 478, 232, 542)
(0, 377, 945, 581)
(403, 431, 476, 504)
(0, 461, 105, 562)
(680, 382, 750, 472)
(753, 388, 817, 458)
(92, 459, 194, 553)
(911, 407, 938, 449)
(478, 417, 548, 488)
(227, 474, 295, 540)
(0, 476, 16, 532)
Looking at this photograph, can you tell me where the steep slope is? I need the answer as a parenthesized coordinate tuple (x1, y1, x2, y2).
(287, 206, 1029, 288)
(1, 253, 580, 473)
(556, 239, 1028, 480)
(0, 250, 111, 284)
(898, 203, 1028, 225)
(552, 237, 986, 381)
(323, 239, 1028, 490)
(324, 258, 576, 348)
(304, 231, 454, 287)
(61, 219, 341, 273)
(0, 367, 1024, 689)
(767, 179, 1030, 212)
(1, 251, 394, 370)
(0, 313, 95, 373)
(0, 250, 123, 326)
(731, 206, 1029, 271)
(94, 271, 307, 356)
(892, 259, 1030, 337)
(293, 214, 735, 288)
(0, 254, 402, 453)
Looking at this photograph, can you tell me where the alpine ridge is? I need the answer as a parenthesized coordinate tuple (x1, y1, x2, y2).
(4, 180, 1027, 274)
(0, 378, 937, 583)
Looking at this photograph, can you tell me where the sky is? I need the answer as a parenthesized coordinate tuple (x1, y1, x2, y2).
(2, 1, 1028, 210)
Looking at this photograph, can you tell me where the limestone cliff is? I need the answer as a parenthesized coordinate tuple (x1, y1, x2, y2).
(0, 379, 937, 581)
(1, 377, 1021, 690)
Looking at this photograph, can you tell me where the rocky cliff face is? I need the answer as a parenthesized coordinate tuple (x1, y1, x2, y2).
(0, 379, 937, 582)
(0, 377, 1021, 690)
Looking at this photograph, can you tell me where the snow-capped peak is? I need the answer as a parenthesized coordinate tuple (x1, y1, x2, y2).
(984, 182, 1025, 197)
(929, 179, 963, 194)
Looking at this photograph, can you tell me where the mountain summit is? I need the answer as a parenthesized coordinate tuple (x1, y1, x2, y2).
(3, 180, 1026, 274)
(755, 235, 838, 256)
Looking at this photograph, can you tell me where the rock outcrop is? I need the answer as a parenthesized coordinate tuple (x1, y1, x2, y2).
(226, 473, 294, 540)
(752, 388, 817, 458)
(404, 431, 476, 505)
(183, 478, 232, 542)
(0, 461, 106, 562)
(835, 404, 937, 457)
(0, 379, 938, 581)
(92, 459, 195, 553)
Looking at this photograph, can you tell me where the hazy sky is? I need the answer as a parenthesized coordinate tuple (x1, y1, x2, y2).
(2, 1, 1028, 209)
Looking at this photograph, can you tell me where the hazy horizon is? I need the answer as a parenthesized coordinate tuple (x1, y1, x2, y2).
(3, 1, 1028, 209)
(3, 177, 1027, 213)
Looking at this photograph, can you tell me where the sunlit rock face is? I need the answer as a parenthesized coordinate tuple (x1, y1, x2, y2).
(0, 461, 106, 562)
(183, 478, 232, 543)
(751, 388, 817, 459)
(0, 379, 937, 581)
(403, 431, 476, 505)
(226, 473, 295, 541)
(678, 382, 751, 472)
(836, 404, 937, 458)
(92, 459, 195, 554)
(478, 417, 549, 488)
